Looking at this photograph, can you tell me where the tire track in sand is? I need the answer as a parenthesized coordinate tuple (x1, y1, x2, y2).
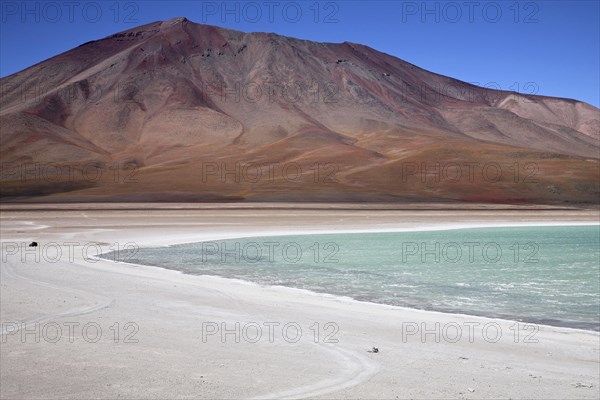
(0, 256, 114, 336)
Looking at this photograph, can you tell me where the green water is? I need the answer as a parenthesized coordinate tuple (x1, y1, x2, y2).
(103, 225, 600, 330)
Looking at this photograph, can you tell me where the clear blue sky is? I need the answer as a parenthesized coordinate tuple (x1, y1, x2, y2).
(1, 0, 598, 107)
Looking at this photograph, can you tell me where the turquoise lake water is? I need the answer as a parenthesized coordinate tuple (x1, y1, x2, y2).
(102, 226, 600, 330)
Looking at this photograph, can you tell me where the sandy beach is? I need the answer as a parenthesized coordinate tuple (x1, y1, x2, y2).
(1, 204, 599, 399)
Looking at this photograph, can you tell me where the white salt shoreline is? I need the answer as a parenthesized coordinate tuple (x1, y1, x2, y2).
(2, 207, 599, 399)
(104, 257, 600, 336)
(102, 220, 599, 248)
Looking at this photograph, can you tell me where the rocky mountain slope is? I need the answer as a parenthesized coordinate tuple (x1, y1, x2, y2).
(1, 18, 598, 204)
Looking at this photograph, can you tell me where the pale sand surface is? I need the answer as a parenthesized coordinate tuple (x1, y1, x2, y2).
(1, 204, 599, 399)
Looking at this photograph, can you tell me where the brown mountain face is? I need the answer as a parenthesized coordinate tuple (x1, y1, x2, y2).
(1, 18, 599, 204)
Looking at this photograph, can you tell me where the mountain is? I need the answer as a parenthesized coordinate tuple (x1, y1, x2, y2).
(1, 17, 598, 204)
